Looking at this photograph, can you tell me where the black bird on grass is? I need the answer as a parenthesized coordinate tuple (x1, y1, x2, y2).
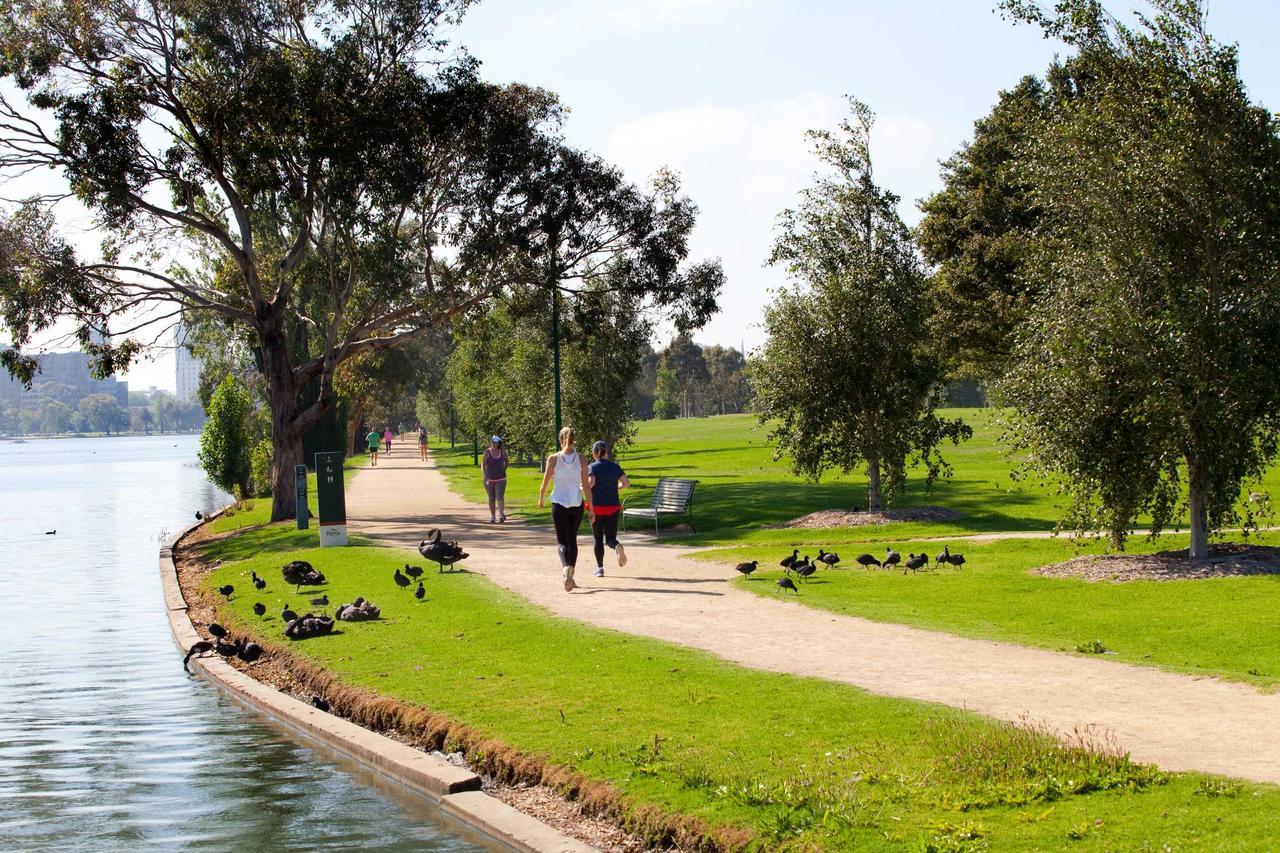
(855, 553, 881, 569)
(404, 564, 424, 580)
(780, 549, 799, 570)
(253, 576, 266, 591)
(735, 560, 759, 576)
(311, 696, 331, 713)
(393, 568, 411, 590)
(776, 576, 798, 594)
(281, 604, 298, 624)
(415, 581, 425, 601)
(949, 553, 967, 569)
(795, 561, 817, 582)
(935, 545, 951, 570)
(252, 602, 266, 618)
(237, 642, 263, 663)
(310, 594, 329, 607)
(207, 623, 228, 641)
(904, 553, 928, 573)
(183, 641, 213, 670)
(817, 550, 841, 568)
(217, 584, 234, 600)
(214, 637, 242, 657)
(883, 548, 901, 571)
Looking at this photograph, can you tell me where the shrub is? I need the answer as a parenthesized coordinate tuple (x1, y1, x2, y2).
(198, 375, 253, 498)
(250, 437, 274, 497)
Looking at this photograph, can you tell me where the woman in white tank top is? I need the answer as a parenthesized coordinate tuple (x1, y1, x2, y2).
(538, 426, 591, 591)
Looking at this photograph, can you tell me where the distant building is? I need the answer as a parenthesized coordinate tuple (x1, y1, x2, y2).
(175, 324, 202, 404)
(0, 349, 128, 410)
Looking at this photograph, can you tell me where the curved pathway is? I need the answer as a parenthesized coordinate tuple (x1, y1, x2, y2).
(347, 451, 1280, 784)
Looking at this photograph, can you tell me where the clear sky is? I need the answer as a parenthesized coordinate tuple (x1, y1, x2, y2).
(36, 0, 1280, 391)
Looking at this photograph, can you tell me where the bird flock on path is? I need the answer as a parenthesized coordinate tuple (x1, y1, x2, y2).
(734, 542, 971, 596)
(184, 528, 470, 713)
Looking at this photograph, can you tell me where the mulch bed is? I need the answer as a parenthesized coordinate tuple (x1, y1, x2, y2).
(1031, 543, 1280, 583)
(776, 506, 963, 529)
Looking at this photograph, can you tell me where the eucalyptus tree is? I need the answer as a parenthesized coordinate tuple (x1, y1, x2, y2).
(999, 0, 1280, 556)
(755, 99, 969, 511)
(0, 0, 558, 519)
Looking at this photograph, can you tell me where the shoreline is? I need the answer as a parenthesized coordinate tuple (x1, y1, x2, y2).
(161, 515, 600, 853)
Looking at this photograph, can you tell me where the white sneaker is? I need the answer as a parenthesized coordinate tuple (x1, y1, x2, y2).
(562, 567, 576, 592)
(616, 543, 627, 568)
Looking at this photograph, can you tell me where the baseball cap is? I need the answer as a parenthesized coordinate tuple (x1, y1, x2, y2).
(591, 440, 607, 452)
(491, 435, 502, 444)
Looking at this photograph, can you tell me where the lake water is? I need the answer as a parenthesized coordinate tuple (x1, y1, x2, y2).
(0, 435, 493, 851)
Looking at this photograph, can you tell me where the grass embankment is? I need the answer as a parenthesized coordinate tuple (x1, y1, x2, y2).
(437, 411, 1280, 685)
(199, 514, 1280, 850)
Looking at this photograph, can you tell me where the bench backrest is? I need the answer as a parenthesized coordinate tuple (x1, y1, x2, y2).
(650, 477, 696, 512)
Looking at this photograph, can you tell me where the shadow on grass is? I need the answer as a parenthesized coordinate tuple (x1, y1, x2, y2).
(575, 587, 723, 596)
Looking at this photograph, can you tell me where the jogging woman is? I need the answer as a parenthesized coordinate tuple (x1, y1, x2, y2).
(365, 427, 381, 466)
(538, 426, 590, 592)
(482, 435, 509, 523)
(383, 427, 393, 454)
(587, 440, 630, 577)
(418, 425, 429, 461)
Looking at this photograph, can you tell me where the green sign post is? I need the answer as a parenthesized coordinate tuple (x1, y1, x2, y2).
(295, 464, 309, 530)
(315, 451, 347, 547)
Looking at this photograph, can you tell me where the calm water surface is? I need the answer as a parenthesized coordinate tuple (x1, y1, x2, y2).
(0, 435, 493, 852)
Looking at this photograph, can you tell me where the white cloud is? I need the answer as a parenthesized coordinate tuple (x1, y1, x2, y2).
(604, 93, 948, 351)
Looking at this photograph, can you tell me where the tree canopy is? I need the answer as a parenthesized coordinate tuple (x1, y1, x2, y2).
(998, 0, 1280, 556)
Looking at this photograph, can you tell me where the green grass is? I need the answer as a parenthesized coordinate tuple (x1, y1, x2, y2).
(435, 410, 1280, 546)
(206, 460, 362, 536)
(203, 524, 1280, 850)
(705, 533, 1280, 688)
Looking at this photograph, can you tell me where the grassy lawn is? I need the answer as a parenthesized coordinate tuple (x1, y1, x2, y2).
(704, 533, 1280, 688)
(434, 412, 1280, 685)
(200, 522, 1280, 850)
(434, 410, 1280, 546)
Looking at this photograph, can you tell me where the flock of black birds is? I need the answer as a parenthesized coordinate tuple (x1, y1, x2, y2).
(735, 543, 970, 595)
(183, 529, 471, 714)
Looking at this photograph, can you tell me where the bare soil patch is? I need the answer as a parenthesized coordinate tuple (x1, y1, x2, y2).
(777, 505, 963, 529)
(1031, 543, 1280, 583)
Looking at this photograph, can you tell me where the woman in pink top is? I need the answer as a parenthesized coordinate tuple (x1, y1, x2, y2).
(383, 427, 393, 454)
(482, 435, 509, 523)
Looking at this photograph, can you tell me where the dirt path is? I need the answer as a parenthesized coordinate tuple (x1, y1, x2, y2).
(347, 451, 1280, 784)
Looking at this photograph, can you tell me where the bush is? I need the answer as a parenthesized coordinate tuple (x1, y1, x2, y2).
(250, 437, 273, 497)
(198, 375, 253, 498)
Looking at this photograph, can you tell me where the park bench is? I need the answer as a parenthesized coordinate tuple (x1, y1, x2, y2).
(622, 477, 698, 535)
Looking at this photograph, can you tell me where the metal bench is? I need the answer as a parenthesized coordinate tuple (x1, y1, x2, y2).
(622, 477, 698, 534)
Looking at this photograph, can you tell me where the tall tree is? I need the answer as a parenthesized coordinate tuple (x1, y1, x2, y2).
(0, 0, 558, 519)
(755, 99, 970, 511)
(660, 333, 708, 418)
(999, 0, 1280, 557)
(917, 76, 1050, 380)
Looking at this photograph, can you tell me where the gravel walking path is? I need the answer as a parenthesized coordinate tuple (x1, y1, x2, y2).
(347, 451, 1280, 784)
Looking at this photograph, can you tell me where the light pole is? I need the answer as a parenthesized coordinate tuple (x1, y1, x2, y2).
(551, 284, 562, 437)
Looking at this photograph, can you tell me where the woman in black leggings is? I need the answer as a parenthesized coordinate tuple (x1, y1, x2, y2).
(587, 440, 630, 577)
(538, 427, 591, 592)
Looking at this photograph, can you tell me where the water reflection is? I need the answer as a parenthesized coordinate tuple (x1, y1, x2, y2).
(0, 435, 491, 851)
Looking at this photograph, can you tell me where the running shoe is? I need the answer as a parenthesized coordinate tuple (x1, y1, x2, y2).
(594, 567, 604, 578)
(499, 513, 506, 523)
(616, 543, 628, 568)
(563, 567, 576, 592)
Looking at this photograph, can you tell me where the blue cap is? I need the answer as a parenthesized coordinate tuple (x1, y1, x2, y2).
(491, 435, 501, 444)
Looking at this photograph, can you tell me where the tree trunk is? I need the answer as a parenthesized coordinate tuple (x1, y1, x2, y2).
(261, 322, 302, 522)
(347, 397, 366, 457)
(866, 455, 882, 512)
(1187, 456, 1209, 559)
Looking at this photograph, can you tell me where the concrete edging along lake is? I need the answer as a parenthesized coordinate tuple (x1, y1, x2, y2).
(159, 517, 594, 853)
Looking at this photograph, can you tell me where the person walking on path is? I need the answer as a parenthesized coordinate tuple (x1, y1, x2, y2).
(383, 427, 393, 454)
(587, 440, 629, 577)
(538, 427, 590, 592)
(418, 425, 429, 461)
(366, 427, 381, 466)
(482, 436, 509, 523)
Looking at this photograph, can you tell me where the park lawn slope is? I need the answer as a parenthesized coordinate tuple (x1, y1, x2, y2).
(434, 410, 1280, 547)
(704, 533, 1280, 688)
(197, 521, 1280, 850)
